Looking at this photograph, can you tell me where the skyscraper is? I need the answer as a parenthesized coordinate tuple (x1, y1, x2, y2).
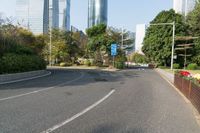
(173, 0, 196, 15)
(59, 0, 71, 31)
(52, 0, 59, 29)
(88, 0, 107, 28)
(16, 0, 49, 34)
(43, 0, 49, 34)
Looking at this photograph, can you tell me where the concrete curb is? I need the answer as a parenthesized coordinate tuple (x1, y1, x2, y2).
(47, 66, 120, 72)
(155, 69, 200, 126)
(0, 70, 51, 85)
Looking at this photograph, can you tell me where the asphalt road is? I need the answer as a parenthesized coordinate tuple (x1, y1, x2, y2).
(0, 68, 200, 133)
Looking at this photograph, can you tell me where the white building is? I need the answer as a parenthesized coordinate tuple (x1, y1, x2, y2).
(173, 0, 196, 15)
(135, 24, 146, 54)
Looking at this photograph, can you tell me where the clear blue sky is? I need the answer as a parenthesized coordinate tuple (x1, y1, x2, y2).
(0, 0, 173, 32)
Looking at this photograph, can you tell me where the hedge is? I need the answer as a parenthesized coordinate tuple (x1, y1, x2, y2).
(0, 53, 46, 74)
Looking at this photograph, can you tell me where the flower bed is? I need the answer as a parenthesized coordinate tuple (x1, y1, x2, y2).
(174, 71, 200, 113)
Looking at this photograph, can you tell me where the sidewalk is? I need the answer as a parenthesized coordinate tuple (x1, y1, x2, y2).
(156, 68, 174, 83)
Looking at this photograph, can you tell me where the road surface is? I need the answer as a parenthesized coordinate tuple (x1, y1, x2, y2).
(0, 68, 199, 133)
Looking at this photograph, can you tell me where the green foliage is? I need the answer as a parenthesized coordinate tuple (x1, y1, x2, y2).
(86, 24, 107, 37)
(114, 62, 125, 69)
(192, 55, 200, 66)
(158, 66, 169, 69)
(42, 29, 84, 64)
(173, 63, 180, 69)
(187, 3, 200, 36)
(84, 59, 91, 66)
(187, 63, 198, 70)
(59, 62, 72, 67)
(0, 53, 46, 74)
(0, 20, 47, 74)
(142, 9, 188, 66)
(131, 53, 147, 64)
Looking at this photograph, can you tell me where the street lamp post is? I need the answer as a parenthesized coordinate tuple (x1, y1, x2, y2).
(149, 22, 175, 70)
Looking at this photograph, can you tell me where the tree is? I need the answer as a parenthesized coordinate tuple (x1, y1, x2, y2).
(86, 24, 114, 66)
(43, 29, 83, 64)
(187, 2, 200, 36)
(187, 3, 200, 65)
(142, 9, 188, 66)
(131, 53, 148, 64)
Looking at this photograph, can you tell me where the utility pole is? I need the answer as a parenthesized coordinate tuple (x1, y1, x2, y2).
(121, 27, 124, 49)
(49, 6, 53, 66)
(171, 22, 176, 70)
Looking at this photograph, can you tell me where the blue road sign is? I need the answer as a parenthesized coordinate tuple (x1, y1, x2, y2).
(111, 44, 117, 56)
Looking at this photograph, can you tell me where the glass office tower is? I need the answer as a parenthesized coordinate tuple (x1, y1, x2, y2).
(43, 0, 49, 34)
(59, 0, 70, 31)
(16, 0, 49, 34)
(88, 0, 107, 28)
(63, 0, 71, 31)
(52, 0, 59, 29)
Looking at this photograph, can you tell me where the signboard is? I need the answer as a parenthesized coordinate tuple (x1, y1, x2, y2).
(111, 44, 117, 56)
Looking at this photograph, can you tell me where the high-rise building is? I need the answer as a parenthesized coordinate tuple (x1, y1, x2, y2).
(135, 24, 146, 54)
(43, 0, 49, 34)
(173, 0, 196, 15)
(52, 0, 59, 29)
(58, 0, 70, 31)
(88, 0, 107, 28)
(16, 0, 49, 34)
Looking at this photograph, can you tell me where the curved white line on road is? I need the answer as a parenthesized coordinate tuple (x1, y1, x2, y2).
(0, 71, 52, 85)
(0, 72, 85, 102)
(41, 89, 116, 133)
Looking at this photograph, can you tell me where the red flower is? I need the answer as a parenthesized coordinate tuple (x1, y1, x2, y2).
(179, 71, 191, 77)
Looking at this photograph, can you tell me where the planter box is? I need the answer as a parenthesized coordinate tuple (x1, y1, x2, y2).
(182, 78, 191, 99)
(174, 74, 200, 113)
(190, 83, 200, 113)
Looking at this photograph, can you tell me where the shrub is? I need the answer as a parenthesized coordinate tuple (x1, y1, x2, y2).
(115, 62, 125, 69)
(173, 63, 180, 69)
(131, 53, 147, 64)
(84, 59, 91, 66)
(0, 53, 46, 74)
(60, 62, 72, 67)
(187, 63, 198, 70)
(158, 66, 169, 69)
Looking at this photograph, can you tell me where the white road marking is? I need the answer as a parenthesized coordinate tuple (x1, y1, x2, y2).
(0, 72, 84, 102)
(0, 71, 52, 85)
(41, 89, 116, 133)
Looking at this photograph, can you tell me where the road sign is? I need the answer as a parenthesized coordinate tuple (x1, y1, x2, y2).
(111, 44, 117, 56)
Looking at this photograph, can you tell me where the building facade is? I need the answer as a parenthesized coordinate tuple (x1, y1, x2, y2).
(88, 0, 107, 28)
(16, 0, 49, 34)
(173, 0, 196, 15)
(63, 0, 71, 31)
(52, 0, 59, 29)
(135, 24, 146, 54)
(16, 0, 71, 34)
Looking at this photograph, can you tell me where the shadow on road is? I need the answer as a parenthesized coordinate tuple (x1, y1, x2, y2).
(0, 68, 141, 90)
(91, 123, 146, 133)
